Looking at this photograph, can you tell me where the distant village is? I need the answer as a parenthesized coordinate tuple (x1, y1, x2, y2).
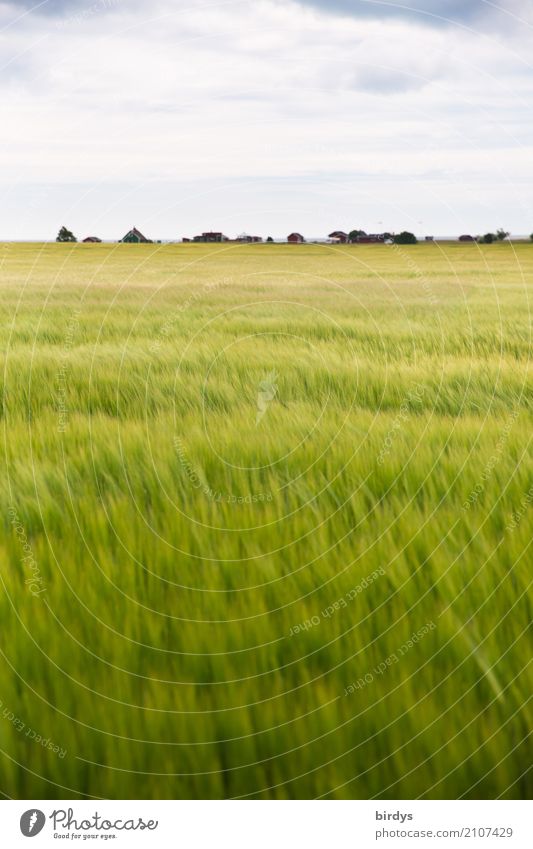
(57, 226, 521, 246)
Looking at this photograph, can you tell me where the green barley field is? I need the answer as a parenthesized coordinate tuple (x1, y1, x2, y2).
(0, 240, 531, 800)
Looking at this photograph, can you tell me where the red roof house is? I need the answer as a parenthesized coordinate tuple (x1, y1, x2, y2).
(328, 231, 348, 243)
(193, 232, 229, 243)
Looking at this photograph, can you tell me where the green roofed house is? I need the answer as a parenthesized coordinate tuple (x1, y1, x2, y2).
(120, 226, 152, 243)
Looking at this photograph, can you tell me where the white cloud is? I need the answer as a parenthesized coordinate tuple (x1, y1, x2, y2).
(1, 0, 532, 237)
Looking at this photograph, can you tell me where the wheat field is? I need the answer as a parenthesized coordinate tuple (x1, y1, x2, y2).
(0, 240, 531, 799)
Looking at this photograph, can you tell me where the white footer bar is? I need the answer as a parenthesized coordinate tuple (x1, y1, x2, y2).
(1, 799, 530, 848)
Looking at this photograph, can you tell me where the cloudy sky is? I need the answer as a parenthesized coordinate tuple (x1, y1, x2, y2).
(1, 0, 533, 239)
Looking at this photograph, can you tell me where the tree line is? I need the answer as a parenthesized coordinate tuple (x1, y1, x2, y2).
(56, 226, 532, 245)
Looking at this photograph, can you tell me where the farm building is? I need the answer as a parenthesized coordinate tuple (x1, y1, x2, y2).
(328, 231, 348, 243)
(193, 232, 229, 243)
(82, 236, 102, 243)
(459, 234, 475, 242)
(356, 234, 386, 244)
(236, 233, 263, 243)
(121, 227, 152, 243)
(288, 233, 305, 243)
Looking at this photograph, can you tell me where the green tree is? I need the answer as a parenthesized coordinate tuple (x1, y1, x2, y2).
(393, 231, 417, 245)
(348, 229, 366, 242)
(266, 236, 274, 242)
(56, 226, 77, 243)
(496, 229, 510, 241)
(481, 233, 495, 244)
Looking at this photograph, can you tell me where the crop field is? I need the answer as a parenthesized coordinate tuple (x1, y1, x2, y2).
(0, 241, 531, 800)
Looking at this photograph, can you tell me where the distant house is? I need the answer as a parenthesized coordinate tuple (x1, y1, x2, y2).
(82, 236, 102, 243)
(459, 234, 475, 242)
(425, 236, 435, 242)
(329, 231, 348, 243)
(288, 233, 305, 243)
(356, 234, 386, 244)
(193, 231, 229, 243)
(121, 227, 152, 243)
(236, 233, 263, 243)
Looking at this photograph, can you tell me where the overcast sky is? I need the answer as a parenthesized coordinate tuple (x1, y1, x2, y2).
(1, 0, 533, 239)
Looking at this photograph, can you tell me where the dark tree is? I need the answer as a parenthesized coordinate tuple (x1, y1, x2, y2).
(266, 236, 274, 242)
(393, 231, 418, 245)
(56, 226, 77, 243)
(481, 233, 495, 244)
(348, 229, 366, 242)
(496, 229, 510, 241)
